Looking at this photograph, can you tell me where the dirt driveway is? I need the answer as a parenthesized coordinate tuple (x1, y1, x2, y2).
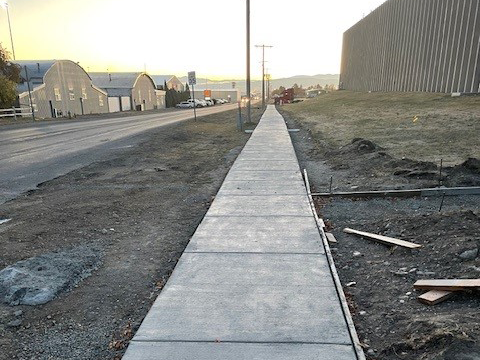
(0, 107, 262, 360)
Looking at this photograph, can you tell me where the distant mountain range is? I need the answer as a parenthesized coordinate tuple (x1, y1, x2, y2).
(178, 74, 340, 93)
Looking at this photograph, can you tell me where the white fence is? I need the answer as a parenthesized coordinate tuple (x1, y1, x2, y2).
(0, 107, 34, 120)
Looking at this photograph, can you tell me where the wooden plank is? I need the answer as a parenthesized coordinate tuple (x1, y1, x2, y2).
(325, 232, 337, 244)
(310, 186, 480, 198)
(418, 290, 454, 305)
(343, 227, 422, 249)
(414, 279, 480, 291)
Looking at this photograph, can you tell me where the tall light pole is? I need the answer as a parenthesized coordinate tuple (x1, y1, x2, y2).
(255, 44, 273, 108)
(1, 1, 15, 60)
(246, 0, 251, 123)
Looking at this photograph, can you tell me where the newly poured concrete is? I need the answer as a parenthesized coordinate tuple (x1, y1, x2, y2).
(122, 106, 357, 359)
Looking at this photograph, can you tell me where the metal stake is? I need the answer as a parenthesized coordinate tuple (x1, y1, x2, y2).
(439, 192, 446, 212)
(329, 176, 333, 193)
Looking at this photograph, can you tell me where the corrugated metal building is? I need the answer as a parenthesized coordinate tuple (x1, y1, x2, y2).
(90, 72, 165, 112)
(16, 60, 109, 119)
(150, 75, 185, 92)
(340, 0, 480, 93)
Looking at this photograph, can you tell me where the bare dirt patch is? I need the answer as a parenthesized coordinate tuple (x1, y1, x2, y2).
(283, 94, 480, 360)
(0, 107, 263, 360)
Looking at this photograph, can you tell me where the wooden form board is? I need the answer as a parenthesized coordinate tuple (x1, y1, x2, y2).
(418, 290, 454, 305)
(414, 279, 480, 291)
(343, 228, 422, 249)
(325, 232, 337, 244)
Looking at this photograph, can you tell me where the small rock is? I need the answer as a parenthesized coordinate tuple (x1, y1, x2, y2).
(46, 315, 52, 320)
(399, 299, 405, 303)
(459, 248, 478, 261)
(406, 292, 412, 296)
(353, 251, 362, 257)
(346, 281, 357, 287)
(7, 319, 22, 328)
(367, 349, 375, 355)
(359, 311, 367, 316)
(409, 268, 417, 273)
(13, 310, 23, 317)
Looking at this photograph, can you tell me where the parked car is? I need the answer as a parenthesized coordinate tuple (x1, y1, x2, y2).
(187, 99, 203, 107)
(198, 99, 208, 107)
(176, 101, 193, 108)
(205, 99, 214, 106)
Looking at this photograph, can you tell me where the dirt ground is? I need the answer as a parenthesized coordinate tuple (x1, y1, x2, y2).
(0, 107, 262, 360)
(281, 94, 480, 360)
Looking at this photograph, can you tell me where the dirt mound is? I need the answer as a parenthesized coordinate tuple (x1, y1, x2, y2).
(444, 157, 480, 187)
(0, 246, 102, 306)
(338, 138, 380, 154)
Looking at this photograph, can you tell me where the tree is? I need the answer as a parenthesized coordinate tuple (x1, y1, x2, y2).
(0, 44, 20, 108)
(0, 75, 17, 108)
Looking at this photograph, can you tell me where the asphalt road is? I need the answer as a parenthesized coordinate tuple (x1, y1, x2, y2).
(0, 104, 237, 205)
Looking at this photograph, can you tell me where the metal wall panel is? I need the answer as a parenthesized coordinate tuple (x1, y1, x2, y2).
(340, 0, 480, 93)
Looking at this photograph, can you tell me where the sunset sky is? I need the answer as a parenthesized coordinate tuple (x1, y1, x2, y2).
(0, 0, 386, 79)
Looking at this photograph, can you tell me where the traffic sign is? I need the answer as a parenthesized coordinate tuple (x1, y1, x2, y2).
(188, 71, 196, 85)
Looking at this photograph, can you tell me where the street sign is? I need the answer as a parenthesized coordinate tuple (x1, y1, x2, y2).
(188, 71, 196, 85)
(204, 90, 211, 98)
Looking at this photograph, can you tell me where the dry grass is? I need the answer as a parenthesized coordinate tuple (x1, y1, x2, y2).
(282, 91, 480, 166)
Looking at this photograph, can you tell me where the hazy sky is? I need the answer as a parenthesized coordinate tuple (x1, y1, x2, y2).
(0, 0, 386, 79)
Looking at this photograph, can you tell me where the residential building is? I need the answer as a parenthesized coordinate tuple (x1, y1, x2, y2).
(150, 75, 185, 92)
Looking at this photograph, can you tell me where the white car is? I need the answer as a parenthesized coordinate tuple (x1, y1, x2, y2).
(186, 99, 202, 107)
(176, 101, 193, 108)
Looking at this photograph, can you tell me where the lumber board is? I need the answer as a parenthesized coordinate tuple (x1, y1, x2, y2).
(414, 279, 480, 291)
(325, 232, 337, 244)
(343, 228, 422, 249)
(418, 290, 454, 305)
(311, 186, 480, 198)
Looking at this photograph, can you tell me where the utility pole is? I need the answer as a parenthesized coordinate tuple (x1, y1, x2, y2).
(246, 0, 251, 123)
(255, 44, 273, 108)
(2, 1, 15, 60)
(24, 66, 35, 120)
(265, 72, 271, 103)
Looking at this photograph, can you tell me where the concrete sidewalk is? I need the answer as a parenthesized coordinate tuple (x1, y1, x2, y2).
(122, 106, 359, 359)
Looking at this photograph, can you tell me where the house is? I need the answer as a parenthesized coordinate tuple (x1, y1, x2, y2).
(150, 75, 185, 92)
(90, 72, 165, 112)
(15, 60, 109, 119)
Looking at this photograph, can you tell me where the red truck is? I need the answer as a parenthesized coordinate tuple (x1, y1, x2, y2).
(274, 88, 294, 105)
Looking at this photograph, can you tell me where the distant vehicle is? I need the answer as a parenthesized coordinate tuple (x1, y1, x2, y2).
(205, 99, 214, 106)
(274, 88, 294, 105)
(213, 99, 223, 105)
(187, 99, 203, 107)
(198, 99, 208, 107)
(176, 101, 193, 108)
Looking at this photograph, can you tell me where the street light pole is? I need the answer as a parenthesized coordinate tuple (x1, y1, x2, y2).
(2, 1, 16, 60)
(246, 0, 251, 123)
